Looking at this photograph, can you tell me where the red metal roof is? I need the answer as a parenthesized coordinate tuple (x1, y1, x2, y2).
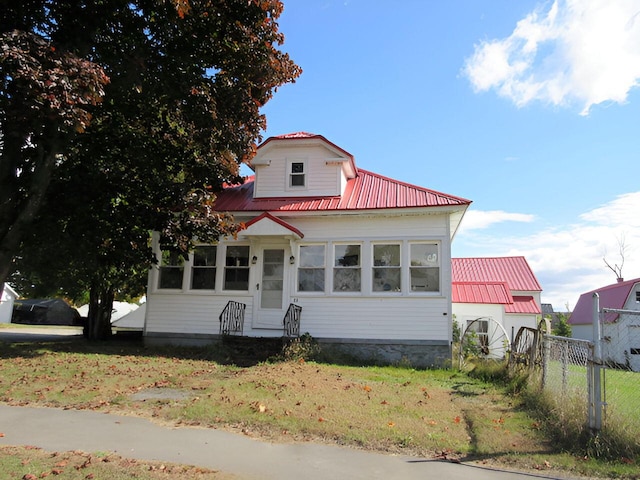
(569, 278, 640, 325)
(451, 257, 542, 292)
(242, 212, 304, 239)
(452, 282, 512, 304)
(505, 296, 540, 314)
(214, 169, 471, 213)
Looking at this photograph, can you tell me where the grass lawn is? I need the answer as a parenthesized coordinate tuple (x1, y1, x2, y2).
(0, 336, 638, 479)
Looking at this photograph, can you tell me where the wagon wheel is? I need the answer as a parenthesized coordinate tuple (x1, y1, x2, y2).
(459, 317, 510, 369)
(509, 319, 548, 374)
(509, 327, 539, 374)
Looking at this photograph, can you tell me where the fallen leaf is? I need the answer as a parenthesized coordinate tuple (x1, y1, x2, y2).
(453, 416, 461, 423)
(363, 385, 372, 392)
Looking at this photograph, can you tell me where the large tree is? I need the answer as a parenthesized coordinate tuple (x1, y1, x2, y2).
(1, 1, 300, 338)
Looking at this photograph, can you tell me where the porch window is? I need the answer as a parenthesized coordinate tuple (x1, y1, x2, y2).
(224, 246, 250, 290)
(191, 246, 217, 290)
(409, 243, 440, 292)
(289, 161, 305, 187)
(372, 244, 401, 292)
(333, 244, 361, 292)
(298, 245, 325, 292)
(466, 319, 489, 353)
(158, 250, 184, 289)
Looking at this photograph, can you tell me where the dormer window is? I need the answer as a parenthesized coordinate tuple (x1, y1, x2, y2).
(289, 161, 305, 187)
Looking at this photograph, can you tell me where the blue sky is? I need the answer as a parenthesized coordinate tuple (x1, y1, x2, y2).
(258, 0, 640, 311)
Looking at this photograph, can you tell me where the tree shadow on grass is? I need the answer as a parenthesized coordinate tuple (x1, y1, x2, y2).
(0, 333, 235, 363)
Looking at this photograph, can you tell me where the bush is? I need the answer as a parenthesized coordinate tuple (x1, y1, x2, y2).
(277, 333, 320, 362)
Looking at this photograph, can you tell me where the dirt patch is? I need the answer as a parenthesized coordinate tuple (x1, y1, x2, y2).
(130, 388, 192, 402)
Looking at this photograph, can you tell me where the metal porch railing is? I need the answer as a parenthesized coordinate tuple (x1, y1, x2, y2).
(219, 301, 246, 336)
(283, 303, 301, 338)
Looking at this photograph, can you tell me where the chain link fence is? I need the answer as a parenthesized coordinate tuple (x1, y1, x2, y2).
(599, 309, 640, 448)
(536, 304, 639, 456)
(539, 335, 593, 432)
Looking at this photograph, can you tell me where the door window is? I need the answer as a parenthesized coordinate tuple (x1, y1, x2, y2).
(261, 249, 284, 309)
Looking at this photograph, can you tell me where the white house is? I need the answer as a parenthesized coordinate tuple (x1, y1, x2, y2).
(0, 284, 19, 324)
(451, 256, 542, 343)
(144, 132, 471, 367)
(570, 278, 640, 371)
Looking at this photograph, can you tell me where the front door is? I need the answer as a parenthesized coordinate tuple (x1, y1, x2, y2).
(254, 247, 287, 328)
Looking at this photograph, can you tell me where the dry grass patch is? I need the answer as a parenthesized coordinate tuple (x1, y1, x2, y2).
(0, 446, 235, 480)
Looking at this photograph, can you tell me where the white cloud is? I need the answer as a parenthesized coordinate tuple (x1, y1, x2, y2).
(464, 0, 640, 115)
(456, 192, 640, 310)
(459, 209, 535, 232)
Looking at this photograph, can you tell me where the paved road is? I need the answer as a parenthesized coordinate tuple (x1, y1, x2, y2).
(0, 325, 83, 343)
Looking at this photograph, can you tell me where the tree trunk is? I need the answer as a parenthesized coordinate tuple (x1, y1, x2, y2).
(84, 281, 114, 340)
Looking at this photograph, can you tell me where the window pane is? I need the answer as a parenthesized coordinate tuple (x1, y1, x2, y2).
(334, 268, 361, 292)
(290, 174, 305, 186)
(224, 268, 249, 290)
(373, 267, 401, 292)
(194, 246, 216, 266)
(300, 245, 324, 267)
(226, 246, 249, 266)
(298, 268, 325, 292)
(335, 245, 360, 266)
(158, 250, 184, 289)
(191, 268, 216, 290)
(410, 267, 439, 292)
(159, 267, 184, 289)
(224, 246, 249, 290)
(410, 243, 438, 266)
(373, 244, 400, 266)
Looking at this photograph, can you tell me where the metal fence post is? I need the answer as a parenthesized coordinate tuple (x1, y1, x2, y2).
(591, 293, 602, 431)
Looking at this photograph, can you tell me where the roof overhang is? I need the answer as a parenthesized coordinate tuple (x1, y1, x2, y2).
(239, 212, 304, 240)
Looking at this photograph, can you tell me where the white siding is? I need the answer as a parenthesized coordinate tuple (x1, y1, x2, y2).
(254, 161, 286, 197)
(290, 214, 449, 240)
(623, 283, 640, 312)
(145, 211, 454, 342)
(253, 144, 347, 198)
(283, 296, 450, 341)
(503, 314, 538, 342)
(145, 294, 253, 336)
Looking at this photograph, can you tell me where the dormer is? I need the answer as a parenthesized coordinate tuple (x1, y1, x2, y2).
(249, 132, 357, 198)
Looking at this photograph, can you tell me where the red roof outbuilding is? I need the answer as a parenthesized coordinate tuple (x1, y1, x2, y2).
(451, 257, 542, 314)
(569, 278, 640, 325)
